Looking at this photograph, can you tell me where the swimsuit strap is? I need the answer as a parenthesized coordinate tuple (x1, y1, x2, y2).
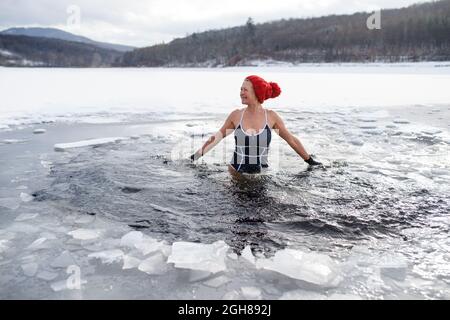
(264, 109, 268, 127)
(239, 109, 245, 128)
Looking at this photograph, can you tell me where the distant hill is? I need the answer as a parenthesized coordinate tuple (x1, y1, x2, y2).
(121, 0, 450, 67)
(0, 27, 135, 52)
(0, 34, 122, 67)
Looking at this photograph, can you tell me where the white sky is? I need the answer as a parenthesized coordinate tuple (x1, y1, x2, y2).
(0, 0, 436, 47)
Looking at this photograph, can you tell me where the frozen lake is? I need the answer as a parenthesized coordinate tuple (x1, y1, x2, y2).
(0, 64, 449, 299)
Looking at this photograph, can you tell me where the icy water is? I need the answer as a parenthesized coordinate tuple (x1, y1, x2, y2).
(0, 65, 449, 299)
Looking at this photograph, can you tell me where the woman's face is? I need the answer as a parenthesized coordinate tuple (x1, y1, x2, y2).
(240, 80, 258, 105)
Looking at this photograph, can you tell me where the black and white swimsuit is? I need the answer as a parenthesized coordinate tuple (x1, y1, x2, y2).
(230, 109, 272, 174)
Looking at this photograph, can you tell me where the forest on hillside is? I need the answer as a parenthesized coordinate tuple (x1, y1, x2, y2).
(120, 0, 450, 67)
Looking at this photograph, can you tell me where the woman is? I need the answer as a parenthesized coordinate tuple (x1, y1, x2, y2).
(190, 75, 321, 175)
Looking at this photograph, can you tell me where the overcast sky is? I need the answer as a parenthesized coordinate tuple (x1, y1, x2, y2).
(0, 0, 435, 47)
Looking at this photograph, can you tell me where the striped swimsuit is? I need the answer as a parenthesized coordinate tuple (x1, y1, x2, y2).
(230, 109, 272, 174)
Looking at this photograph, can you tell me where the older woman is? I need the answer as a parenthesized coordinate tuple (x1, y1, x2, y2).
(190, 75, 321, 174)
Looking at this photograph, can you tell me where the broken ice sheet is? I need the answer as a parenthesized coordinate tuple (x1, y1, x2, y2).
(21, 262, 39, 277)
(137, 252, 167, 275)
(20, 192, 34, 202)
(203, 275, 231, 288)
(0, 197, 20, 210)
(122, 255, 141, 270)
(120, 231, 143, 248)
(241, 286, 262, 300)
(14, 213, 39, 222)
(36, 270, 59, 281)
(167, 240, 229, 273)
(255, 248, 341, 286)
(68, 228, 102, 240)
(88, 249, 124, 264)
(51, 251, 76, 268)
(240, 245, 256, 265)
(27, 237, 49, 250)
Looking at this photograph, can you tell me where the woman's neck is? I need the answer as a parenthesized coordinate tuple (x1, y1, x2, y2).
(246, 102, 263, 112)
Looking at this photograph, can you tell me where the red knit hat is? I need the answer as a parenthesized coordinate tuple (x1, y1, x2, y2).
(245, 75, 281, 103)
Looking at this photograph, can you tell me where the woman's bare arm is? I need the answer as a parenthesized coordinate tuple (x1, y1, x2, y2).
(271, 110, 311, 161)
(190, 109, 239, 160)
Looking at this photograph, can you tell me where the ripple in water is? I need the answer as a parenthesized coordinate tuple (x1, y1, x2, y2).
(33, 134, 449, 255)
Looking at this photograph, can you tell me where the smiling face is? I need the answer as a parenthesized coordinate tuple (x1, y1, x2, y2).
(240, 80, 259, 106)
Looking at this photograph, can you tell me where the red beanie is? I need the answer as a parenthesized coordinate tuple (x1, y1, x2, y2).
(245, 75, 281, 103)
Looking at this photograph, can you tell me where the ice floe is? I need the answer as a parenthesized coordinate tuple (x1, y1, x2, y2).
(68, 229, 102, 240)
(122, 255, 141, 270)
(0, 197, 20, 210)
(203, 275, 231, 288)
(255, 249, 341, 286)
(36, 270, 59, 281)
(378, 253, 408, 281)
(19, 192, 34, 202)
(54, 137, 127, 152)
(120, 231, 144, 248)
(14, 213, 39, 221)
(27, 237, 48, 250)
(241, 286, 262, 300)
(138, 252, 167, 275)
(167, 240, 229, 273)
(51, 251, 77, 268)
(21, 262, 39, 277)
(88, 249, 124, 264)
(240, 245, 256, 266)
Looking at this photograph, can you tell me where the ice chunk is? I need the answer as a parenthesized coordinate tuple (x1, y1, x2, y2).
(378, 253, 408, 281)
(68, 228, 102, 240)
(50, 280, 70, 292)
(15, 213, 39, 222)
(88, 249, 124, 264)
(0, 197, 20, 210)
(20, 192, 34, 202)
(135, 237, 170, 256)
(74, 215, 95, 224)
(189, 270, 212, 282)
(138, 252, 167, 275)
(54, 137, 126, 152)
(22, 262, 39, 277)
(227, 252, 238, 260)
(2, 139, 26, 144)
(51, 251, 76, 268)
(203, 275, 231, 288)
(255, 249, 340, 286)
(27, 237, 48, 250)
(167, 240, 229, 273)
(7, 223, 39, 234)
(0, 240, 9, 254)
(33, 128, 46, 134)
(120, 231, 144, 248)
(15, 185, 28, 190)
(222, 290, 241, 300)
(122, 255, 141, 270)
(36, 271, 59, 281)
(241, 286, 262, 300)
(240, 245, 256, 265)
(279, 290, 326, 300)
